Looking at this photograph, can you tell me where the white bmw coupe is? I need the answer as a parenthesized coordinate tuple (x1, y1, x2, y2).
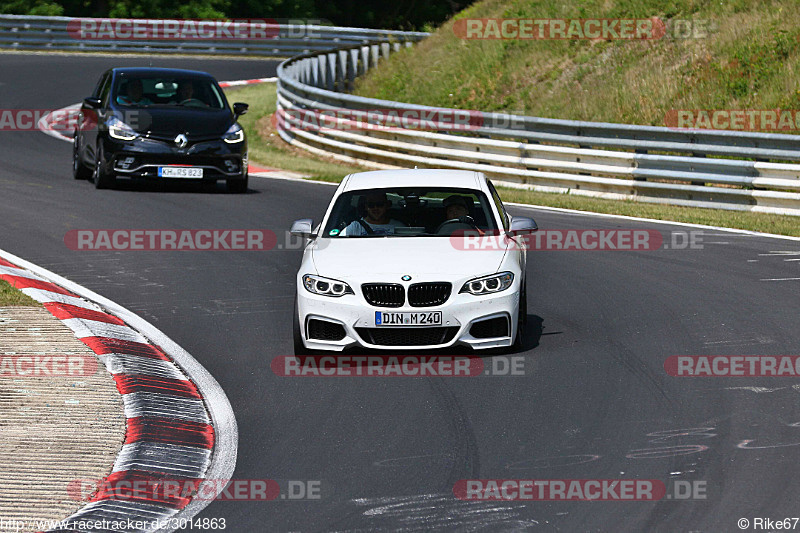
(291, 169, 538, 354)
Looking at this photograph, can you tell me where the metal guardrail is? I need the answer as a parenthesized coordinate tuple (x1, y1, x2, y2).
(276, 43, 800, 216)
(0, 14, 427, 57)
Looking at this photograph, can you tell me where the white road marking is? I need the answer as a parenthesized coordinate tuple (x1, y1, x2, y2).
(759, 252, 800, 256)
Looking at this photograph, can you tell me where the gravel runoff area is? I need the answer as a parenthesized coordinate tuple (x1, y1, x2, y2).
(0, 306, 125, 532)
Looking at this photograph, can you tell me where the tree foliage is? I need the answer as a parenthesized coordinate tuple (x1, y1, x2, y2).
(0, 0, 471, 29)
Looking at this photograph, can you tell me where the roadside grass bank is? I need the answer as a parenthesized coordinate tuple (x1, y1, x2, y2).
(0, 279, 41, 306)
(352, 0, 800, 126)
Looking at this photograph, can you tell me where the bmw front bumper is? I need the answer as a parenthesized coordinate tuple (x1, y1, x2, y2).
(296, 278, 522, 352)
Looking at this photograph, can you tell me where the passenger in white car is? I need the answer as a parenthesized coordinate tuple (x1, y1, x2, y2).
(341, 192, 406, 236)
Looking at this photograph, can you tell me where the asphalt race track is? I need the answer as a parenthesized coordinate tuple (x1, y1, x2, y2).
(2, 53, 800, 532)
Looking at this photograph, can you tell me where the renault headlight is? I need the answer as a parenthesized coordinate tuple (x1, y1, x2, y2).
(107, 117, 138, 141)
(223, 123, 244, 144)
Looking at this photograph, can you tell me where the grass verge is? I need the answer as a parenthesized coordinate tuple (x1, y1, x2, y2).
(0, 280, 41, 306)
(495, 187, 800, 236)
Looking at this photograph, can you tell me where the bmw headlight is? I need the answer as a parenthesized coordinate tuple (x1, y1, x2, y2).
(459, 272, 514, 295)
(223, 123, 244, 144)
(303, 274, 353, 297)
(107, 117, 138, 141)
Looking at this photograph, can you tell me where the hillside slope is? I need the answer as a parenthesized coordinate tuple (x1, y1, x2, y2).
(353, 0, 800, 127)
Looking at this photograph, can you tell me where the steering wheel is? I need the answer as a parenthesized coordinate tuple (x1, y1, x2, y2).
(179, 98, 207, 107)
(435, 215, 481, 235)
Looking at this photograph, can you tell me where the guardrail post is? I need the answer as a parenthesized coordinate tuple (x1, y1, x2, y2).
(371, 44, 380, 66)
(633, 149, 647, 181)
(349, 48, 359, 88)
(338, 49, 349, 91)
(311, 57, 320, 87)
(690, 152, 707, 186)
(297, 59, 306, 84)
(317, 54, 327, 89)
(327, 52, 337, 92)
(360, 46, 370, 75)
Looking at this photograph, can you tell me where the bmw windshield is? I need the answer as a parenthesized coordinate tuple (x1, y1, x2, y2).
(322, 188, 499, 237)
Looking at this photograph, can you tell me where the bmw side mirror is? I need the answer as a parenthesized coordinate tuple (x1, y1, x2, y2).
(83, 97, 102, 109)
(507, 216, 538, 237)
(290, 218, 315, 238)
(233, 102, 249, 117)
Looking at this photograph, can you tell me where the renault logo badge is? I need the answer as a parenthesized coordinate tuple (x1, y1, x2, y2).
(175, 133, 188, 148)
(401, 275, 412, 281)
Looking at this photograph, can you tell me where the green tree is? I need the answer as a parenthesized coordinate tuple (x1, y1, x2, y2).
(0, 0, 64, 15)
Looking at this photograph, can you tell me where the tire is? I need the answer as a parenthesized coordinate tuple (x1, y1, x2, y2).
(72, 133, 91, 180)
(227, 171, 248, 193)
(293, 297, 312, 356)
(92, 143, 115, 189)
(511, 280, 527, 352)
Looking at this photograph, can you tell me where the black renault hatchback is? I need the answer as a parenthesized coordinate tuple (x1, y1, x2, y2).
(73, 67, 249, 192)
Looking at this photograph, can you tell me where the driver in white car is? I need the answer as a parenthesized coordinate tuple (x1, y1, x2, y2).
(341, 192, 406, 236)
(443, 194, 470, 220)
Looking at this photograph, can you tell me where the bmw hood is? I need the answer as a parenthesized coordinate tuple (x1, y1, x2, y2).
(309, 237, 508, 281)
(128, 108, 233, 138)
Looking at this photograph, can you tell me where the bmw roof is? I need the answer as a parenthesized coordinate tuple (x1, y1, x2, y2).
(341, 169, 484, 192)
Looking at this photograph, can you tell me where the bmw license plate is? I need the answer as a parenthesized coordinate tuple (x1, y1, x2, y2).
(375, 311, 442, 326)
(159, 166, 203, 178)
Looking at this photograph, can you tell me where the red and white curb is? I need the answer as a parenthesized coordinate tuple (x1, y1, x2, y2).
(218, 77, 276, 88)
(0, 250, 237, 533)
(38, 77, 277, 143)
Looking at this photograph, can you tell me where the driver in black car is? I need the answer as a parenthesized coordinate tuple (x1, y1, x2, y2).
(174, 81, 206, 106)
(117, 79, 153, 106)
